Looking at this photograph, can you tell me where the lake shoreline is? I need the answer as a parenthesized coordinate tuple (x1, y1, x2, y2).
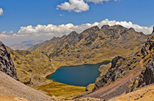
(47, 61, 111, 87)
(46, 60, 111, 79)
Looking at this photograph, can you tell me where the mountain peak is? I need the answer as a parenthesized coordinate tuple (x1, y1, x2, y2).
(80, 26, 99, 36)
(84, 25, 99, 32)
(101, 25, 110, 29)
(91, 25, 99, 29)
(128, 27, 135, 32)
(68, 31, 78, 37)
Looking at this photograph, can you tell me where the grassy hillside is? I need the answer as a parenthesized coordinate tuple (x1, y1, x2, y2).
(28, 25, 148, 69)
(5, 25, 151, 99)
(7, 48, 55, 87)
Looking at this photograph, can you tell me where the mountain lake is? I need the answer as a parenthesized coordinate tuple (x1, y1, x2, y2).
(48, 61, 111, 86)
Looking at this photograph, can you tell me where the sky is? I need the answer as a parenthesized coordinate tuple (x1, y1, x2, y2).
(0, 0, 154, 45)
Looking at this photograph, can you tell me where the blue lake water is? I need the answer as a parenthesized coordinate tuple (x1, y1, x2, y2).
(48, 61, 110, 86)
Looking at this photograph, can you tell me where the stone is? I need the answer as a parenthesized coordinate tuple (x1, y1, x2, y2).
(129, 64, 136, 70)
(0, 41, 18, 80)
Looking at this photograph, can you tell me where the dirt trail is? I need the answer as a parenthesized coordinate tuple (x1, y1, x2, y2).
(84, 59, 144, 100)
(140, 59, 144, 69)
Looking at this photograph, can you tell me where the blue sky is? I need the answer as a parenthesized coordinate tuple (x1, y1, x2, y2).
(0, 0, 154, 45)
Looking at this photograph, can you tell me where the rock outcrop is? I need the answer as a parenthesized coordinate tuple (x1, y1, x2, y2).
(0, 41, 18, 80)
(83, 27, 154, 100)
(127, 32, 154, 92)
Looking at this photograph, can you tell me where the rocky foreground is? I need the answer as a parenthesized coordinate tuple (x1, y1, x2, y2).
(0, 41, 58, 101)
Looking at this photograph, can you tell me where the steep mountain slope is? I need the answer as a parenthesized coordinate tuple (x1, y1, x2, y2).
(109, 83, 154, 101)
(0, 41, 58, 101)
(0, 71, 58, 101)
(81, 29, 154, 100)
(6, 47, 86, 99)
(28, 25, 149, 69)
(0, 41, 18, 80)
(6, 48, 55, 87)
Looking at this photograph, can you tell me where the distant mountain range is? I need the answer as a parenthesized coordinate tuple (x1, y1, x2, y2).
(28, 25, 149, 68)
(9, 40, 44, 50)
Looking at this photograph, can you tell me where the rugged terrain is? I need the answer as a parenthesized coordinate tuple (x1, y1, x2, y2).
(28, 25, 149, 69)
(17, 25, 150, 99)
(80, 28, 154, 100)
(0, 41, 57, 101)
(7, 48, 55, 87)
(109, 83, 154, 101)
(5, 25, 148, 88)
(1, 25, 152, 100)
(0, 41, 18, 80)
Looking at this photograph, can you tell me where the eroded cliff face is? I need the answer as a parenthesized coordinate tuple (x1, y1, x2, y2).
(0, 41, 18, 80)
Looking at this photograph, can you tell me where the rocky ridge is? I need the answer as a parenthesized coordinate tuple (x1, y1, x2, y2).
(127, 31, 154, 92)
(0, 41, 18, 80)
(83, 28, 154, 100)
(28, 25, 149, 69)
(0, 41, 58, 101)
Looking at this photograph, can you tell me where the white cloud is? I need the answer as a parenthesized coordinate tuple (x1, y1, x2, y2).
(96, 19, 153, 34)
(1, 30, 14, 35)
(9, 30, 13, 34)
(57, 0, 89, 12)
(0, 8, 3, 16)
(1, 31, 6, 34)
(0, 19, 152, 46)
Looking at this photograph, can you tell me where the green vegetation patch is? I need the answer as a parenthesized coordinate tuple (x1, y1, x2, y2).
(36, 82, 85, 99)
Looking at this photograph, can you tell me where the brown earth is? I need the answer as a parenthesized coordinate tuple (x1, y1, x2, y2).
(109, 83, 154, 101)
(0, 71, 58, 101)
(83, 59, 144, 100)
(0, 94, 28, 101)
